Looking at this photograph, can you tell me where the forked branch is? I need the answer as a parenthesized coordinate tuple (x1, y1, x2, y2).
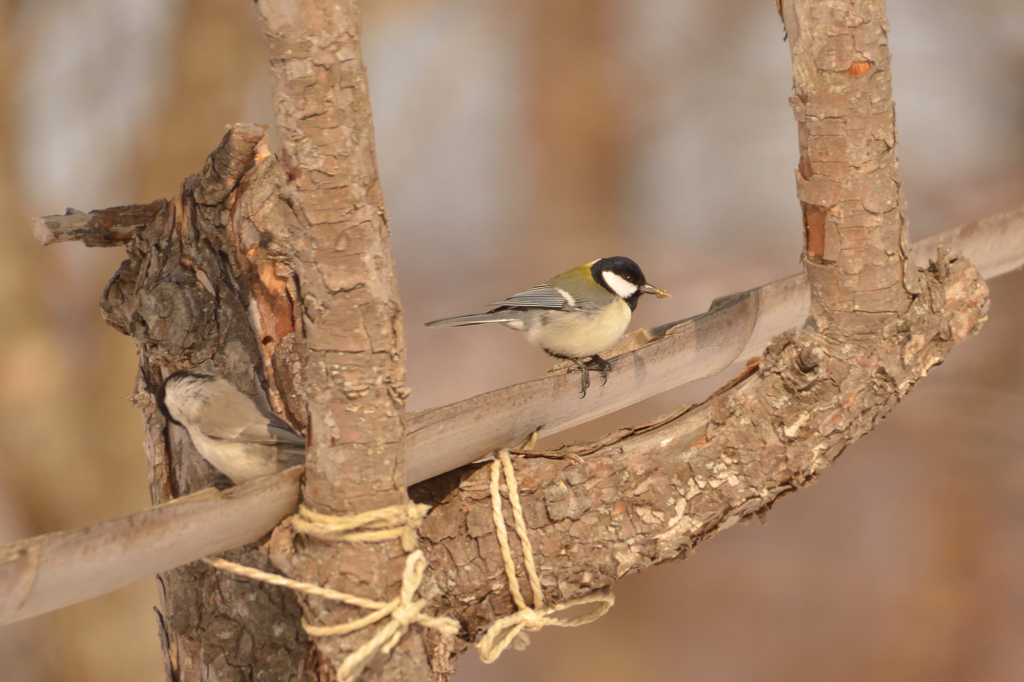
(8, 2, 1001, 681)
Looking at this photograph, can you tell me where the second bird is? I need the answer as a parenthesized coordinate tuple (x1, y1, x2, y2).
(426, 256, 669, 396)
(158, 371, 306, 484)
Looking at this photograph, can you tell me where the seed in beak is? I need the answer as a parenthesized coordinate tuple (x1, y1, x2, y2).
(640, 283, 671, 299)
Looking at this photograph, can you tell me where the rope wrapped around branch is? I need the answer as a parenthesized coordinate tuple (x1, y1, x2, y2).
(205, 503, 460, 682)
(293, 501, 430, 552)
(476, 449, 615, 664)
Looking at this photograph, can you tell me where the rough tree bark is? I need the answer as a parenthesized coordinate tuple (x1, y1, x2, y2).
(31, 0, 991, 681)
(255, 1, 427, 681)
(95, 125, 315, 680)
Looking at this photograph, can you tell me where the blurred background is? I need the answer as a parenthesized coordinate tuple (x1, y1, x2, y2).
(1, 0, 1023, 680)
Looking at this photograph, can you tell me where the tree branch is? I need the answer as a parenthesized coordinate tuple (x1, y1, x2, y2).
(406, 0, 990, 669)
(5, 202, 1015, 628)
(254, 1, 420, 680)
(413, 251, 986, 647)
(104, 121, 319, 681)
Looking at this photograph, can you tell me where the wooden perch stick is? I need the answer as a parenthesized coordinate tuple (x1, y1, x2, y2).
(911, 206, 1024, 278)
(404, 205, 1024, 482)
(0, 468, 300, 625)
(1, 206, 1020, 628)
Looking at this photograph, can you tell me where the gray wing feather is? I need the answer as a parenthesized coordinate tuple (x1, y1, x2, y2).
(426, 312, 524, 326)
(427, 284, 588, 327)
(489, 285, 576, 310)
(197, 382, 304, 446)
(235, 419, 306, 447)
(238, 418, 306, 466)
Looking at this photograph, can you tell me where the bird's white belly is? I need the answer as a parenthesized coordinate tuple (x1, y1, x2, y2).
(189, 430, 280, 483)
(526, 299, 631, 359)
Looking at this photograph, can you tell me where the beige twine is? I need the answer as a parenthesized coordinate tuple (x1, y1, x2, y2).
(205, 502, 460, 682)
(476, 449, 615, 664)
(293, 501, 430, 552)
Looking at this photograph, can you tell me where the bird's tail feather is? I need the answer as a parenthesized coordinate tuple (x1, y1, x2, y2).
(425, 313, 517, 327)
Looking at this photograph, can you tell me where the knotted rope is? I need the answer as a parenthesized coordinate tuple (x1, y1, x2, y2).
(206, 452, 614, 672)
(205, 502, 460, 682)
(292, 501, 428, 552)
(475, 449, 614, 664)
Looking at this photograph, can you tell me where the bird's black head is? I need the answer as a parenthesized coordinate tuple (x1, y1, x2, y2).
(591, 256, 650, 310)
(156, 370, 214, 425)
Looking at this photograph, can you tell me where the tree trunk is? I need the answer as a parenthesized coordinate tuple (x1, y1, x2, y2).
(256, 1, 426, 680)
(102, 126, 317, 680)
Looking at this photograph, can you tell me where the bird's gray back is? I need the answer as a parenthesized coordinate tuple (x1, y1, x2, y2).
(195, 380, 303, 446)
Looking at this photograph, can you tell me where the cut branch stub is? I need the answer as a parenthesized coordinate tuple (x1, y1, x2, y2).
(32, 202, 164, 247)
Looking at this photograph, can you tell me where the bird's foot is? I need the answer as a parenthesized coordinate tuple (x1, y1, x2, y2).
(585, 355, 612, 386)
(555, 354, 612, 397)
(569, 356, 610, 398)
(571, 359, 592, 397)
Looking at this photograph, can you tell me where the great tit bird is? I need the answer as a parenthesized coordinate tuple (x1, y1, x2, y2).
(157, 371, 305, 484)
(426, 256, 669, 396)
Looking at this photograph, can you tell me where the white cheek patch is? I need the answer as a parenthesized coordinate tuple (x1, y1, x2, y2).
(556, 288, 576, 307)
(601, 271, 638, 299)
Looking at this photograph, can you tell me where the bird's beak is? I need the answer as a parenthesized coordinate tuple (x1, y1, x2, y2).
(640, 283, 671, 299)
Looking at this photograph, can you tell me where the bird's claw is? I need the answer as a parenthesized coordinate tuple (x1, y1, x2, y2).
(573, 355, 611, 398)
(589, 355, 611, 387)
(578, 367, 591, 398)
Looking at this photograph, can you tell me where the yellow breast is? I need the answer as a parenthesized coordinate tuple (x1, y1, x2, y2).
(525, 298, 631, 359)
